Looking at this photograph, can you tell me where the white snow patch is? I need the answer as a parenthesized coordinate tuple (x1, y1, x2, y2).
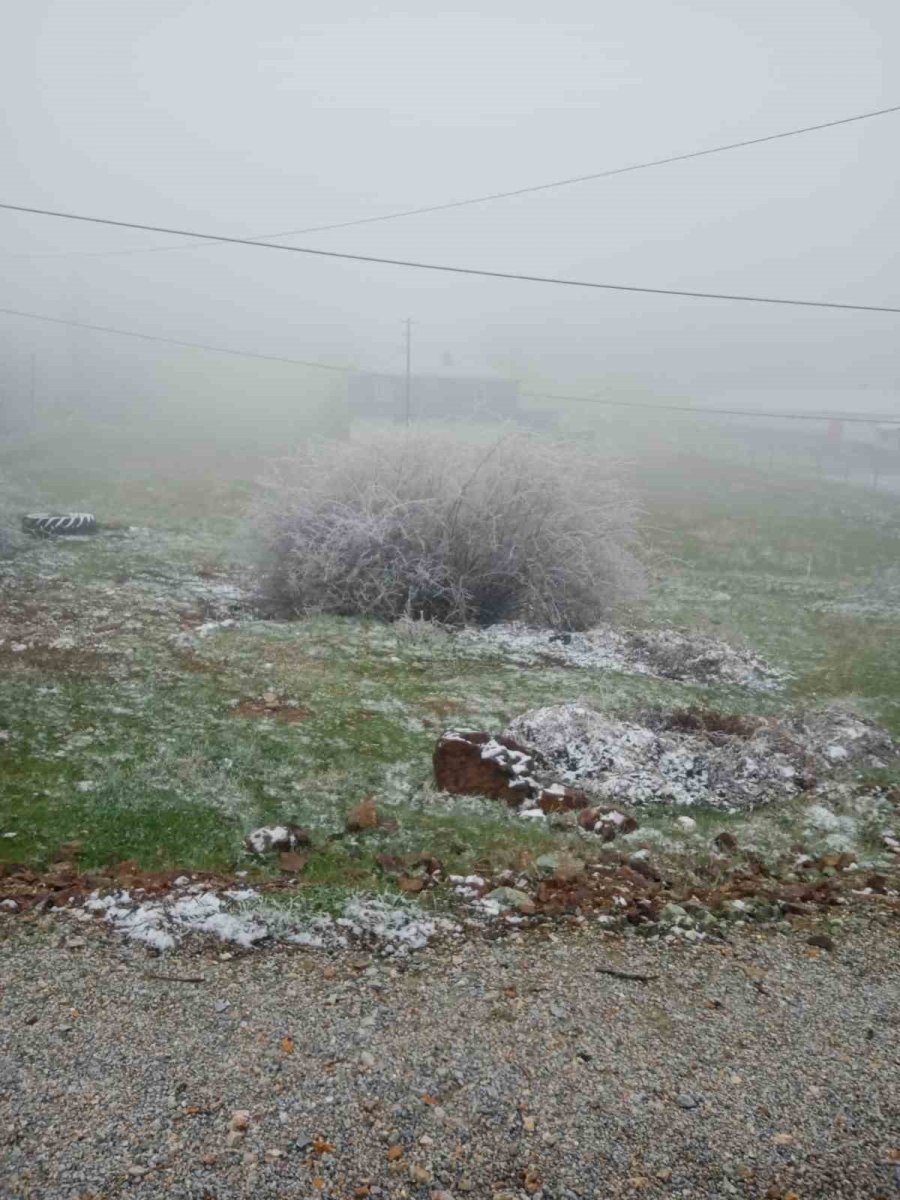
(460, 621, 784, 690)
(505, 703, 899, 810)
(245, 825, 291, 854)
(195, 619, 237, 638)
(85, 888, 268, 950)
(805, 804, 845, 832)
(81, 888, 457, 956)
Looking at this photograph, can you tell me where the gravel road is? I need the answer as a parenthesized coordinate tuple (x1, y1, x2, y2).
(1, 913, 898, 1200)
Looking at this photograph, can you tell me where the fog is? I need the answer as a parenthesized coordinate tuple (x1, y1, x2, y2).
(1, 0, 899, 440)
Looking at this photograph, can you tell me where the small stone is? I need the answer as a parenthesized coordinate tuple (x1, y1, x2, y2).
(347, 798, 379, 832)
(660, 903, 689, 924)
(0, 899, 19, 912)
(409, 1164, 432, 1184)
(675, 1093, 699, 1109)
(676, 815, 697, 832)
(245, 824, 311, 855)
(65, 938, 86, 950)
(278, 851, 307, 873)
(215, 999, 230, 1013)
(359, 1051, 376, 1070)
(807, 933, 835, 952)
(536, 785, 590, 813)
(229, 1110, 251, 1132)
(484, 887, 535, 915)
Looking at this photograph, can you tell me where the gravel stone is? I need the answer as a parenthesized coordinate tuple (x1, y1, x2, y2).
(0, 916, 897, 1198)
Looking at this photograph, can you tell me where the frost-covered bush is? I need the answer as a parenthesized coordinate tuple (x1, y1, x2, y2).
(254, 431, 644, 629)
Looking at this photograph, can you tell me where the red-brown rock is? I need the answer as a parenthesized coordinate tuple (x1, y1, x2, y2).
(346, 797, 379, 832)
(433, 731, 538, 805)
(577, 807, 638, 838)
(536, 785, 591, 813)
(278, 851, 307, 873)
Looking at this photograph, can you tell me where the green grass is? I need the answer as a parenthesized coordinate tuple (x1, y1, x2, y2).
(638, 454, 900, 732)
(2, 449, 899, 888)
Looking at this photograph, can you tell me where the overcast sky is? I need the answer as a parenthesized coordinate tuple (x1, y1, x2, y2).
(1, 0, 898, 405)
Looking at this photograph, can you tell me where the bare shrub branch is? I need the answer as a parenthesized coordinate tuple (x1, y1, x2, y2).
(252, 431, 645, 629)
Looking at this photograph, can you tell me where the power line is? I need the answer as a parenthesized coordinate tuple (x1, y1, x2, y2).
(522, 389, 900, 424)
(5, 102, 900, 261)
(2, 301, 899, 423)
(0, 304, 360, 374)
(2, 201, 900, 314)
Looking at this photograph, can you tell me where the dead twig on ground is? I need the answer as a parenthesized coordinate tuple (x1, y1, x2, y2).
(595, 965, 658, 983)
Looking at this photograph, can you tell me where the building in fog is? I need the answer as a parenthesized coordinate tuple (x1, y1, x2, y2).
(347, 372, 521, 424)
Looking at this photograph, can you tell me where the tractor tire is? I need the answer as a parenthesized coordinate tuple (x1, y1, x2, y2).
(21, 512, 98, 537)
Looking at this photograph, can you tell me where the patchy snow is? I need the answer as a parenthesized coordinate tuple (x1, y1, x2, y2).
(245, 825, 299, 854)
(81, 887, 458, 956)
(449, 874, 487, 901)
(85, 888, 268, 950)
(195, 619, 238, 638)
(505, 703, 899, 810)
(803, 803, 861, 851)
(817, 565, 900, 618)
(338, 897, 457, 954)
(459, 621, 784, 690)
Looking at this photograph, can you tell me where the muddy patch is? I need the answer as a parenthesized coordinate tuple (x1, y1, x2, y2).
(230, 694, 312, 722)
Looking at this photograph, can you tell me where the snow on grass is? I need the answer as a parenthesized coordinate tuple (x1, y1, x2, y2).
(459, 621, 784, 690)
(3, 491, 899, 895)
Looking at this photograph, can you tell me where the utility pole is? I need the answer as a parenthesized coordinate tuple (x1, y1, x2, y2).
(404, 318, 413, 425)
(30, 354, 36, 428)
